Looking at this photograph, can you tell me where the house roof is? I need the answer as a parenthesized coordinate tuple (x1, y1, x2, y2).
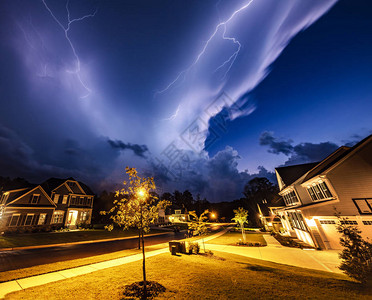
(275, 134, 372, 188)
(41, 177, 94, 196)
(2, 188, 32, 205)
(275, 162, 319, 187)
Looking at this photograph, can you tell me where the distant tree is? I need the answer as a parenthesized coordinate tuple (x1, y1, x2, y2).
(182, 190, 195, 210)
(243, 177, 278, 226)
(337, 217, 372, 285)
(232, 207, 249, 243)
(101, 167, 170, 297)
(188, 210, 209, 252)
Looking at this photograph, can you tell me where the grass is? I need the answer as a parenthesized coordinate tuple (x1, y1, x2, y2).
(0, 243, 166, 283)
(207, 231, 267, 246)
(5, 251, 372, 299)
(0, 228, 163, 249)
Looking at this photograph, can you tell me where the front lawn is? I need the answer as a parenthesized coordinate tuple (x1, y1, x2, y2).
(6, 251, 371, 299)
(207, 231, 267, 246)
(0, 228, 163, 249)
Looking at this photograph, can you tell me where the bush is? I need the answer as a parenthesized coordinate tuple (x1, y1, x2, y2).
(337, 221, 372, 285)
(187, 241, 200, 254)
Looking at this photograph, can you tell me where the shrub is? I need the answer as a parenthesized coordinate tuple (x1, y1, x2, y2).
(187, 241, 200, 254)
(337, 220, 372, 285)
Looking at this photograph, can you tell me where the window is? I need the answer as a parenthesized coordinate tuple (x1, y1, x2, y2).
(52, 211, 65, 224)
(71, 196, 76, 205)
(320, 220, 336, 225)
(62, 195, 68, 204)
(80, 211, 89, 222)
(175, 210, 181, 215)
(362, 221, 372, 225)
(283, 190, 299, 206)
(307, 181, 333, 201)
(0, 193, 9, 205)
(287, 211, 307, 231)
(340, 220, 358, 225)
(30, 194, 40, 204)
(353, 198, 372, 214)
(53, 194, 60, 204)
(38, 213, 47, 225)
(9, 214, 20, 227)
(79, 197, 84, 205)
(24, 214, 34, 226)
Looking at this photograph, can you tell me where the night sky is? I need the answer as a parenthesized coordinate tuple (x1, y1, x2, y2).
(0, 0, 371, 202)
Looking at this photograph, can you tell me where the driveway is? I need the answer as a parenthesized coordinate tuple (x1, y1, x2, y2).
(205, 234, 342, 273)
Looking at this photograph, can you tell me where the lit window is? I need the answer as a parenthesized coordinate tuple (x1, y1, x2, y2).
(52, 211, 65, 223)
(62, 195, 68, 204)
(24, 214, 34, 226)
(283, 190, 299, 206)
(38, 213, 47, 225)
(30, 194, 40, 204)
(54, 194, 60, 204)
(80, 211, 89, 222)
(307, 181, 332, 201)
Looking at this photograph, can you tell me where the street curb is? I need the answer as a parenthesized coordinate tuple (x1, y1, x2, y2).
(0, 231, 171, 252)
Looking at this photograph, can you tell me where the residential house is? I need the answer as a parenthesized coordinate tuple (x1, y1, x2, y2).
(0, 185, 56, 232)
(0, 177, 95, 232)
(274, 135, 372, 249)
(41, 178, 94, 228)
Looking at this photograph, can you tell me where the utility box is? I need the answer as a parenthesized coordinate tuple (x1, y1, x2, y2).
(169, 241, 186, 254)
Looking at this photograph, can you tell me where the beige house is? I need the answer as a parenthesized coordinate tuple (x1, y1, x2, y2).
(274, 135, 372, 249)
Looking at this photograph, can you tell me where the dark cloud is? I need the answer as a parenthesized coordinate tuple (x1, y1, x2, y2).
(260, 131, 339, 166)
(148, 146, 276, 202)
(108, 140, 148, 158)
(259, 131, 293, 155)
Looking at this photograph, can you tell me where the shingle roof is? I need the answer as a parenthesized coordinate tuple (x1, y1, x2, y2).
(301, 134, 372, 183)
(276, 162, 319, 187)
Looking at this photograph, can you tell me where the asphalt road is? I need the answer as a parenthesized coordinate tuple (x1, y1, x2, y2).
(0, 231, 186, 272)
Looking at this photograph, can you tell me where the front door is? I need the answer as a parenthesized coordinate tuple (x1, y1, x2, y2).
(68, 210, 78, 227)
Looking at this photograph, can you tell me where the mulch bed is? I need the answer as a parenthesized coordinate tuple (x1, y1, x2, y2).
(122, 280, 166, 299)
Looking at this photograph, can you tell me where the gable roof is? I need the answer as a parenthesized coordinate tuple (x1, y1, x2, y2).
(275, 162, 319, 187)
(5, 185, 56, 207)
(1, 188, 32, 205)
(302, 134, 372, 183)
(41, 177, 94, 196)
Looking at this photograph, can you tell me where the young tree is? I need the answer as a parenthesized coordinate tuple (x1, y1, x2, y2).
(188, 210, 209, 252)
(101, 167, 170, 297)
(337, 218, 372, 285)
(232, 207, 249, 243)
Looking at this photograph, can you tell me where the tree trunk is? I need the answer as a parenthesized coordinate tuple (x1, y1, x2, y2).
(140, 205, 147, 298)
(138, 230, 141, 249)
(241, 224, 246, 242)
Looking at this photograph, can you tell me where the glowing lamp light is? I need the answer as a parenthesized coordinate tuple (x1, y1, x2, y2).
(211, 213, 216, 219)
(305, 218, 316, 227)
(268, 222, 273, 226)
(137, 188, 146, 199)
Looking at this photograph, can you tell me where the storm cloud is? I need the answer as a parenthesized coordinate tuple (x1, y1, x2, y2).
(259, 131, 339, 166)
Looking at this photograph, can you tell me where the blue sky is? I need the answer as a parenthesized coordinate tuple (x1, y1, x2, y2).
(0, 0, 371, 201)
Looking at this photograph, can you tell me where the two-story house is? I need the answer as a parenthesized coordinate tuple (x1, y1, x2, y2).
(41, 178, 94, 228)
(0, 185, 56, 232)
(274, 135, 372, 249)
(0, 177, 95, 232)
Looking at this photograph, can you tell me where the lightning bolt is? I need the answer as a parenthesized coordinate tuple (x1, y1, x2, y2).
(156, 0, 254, 95)
(41, 0, 97, 98)
(162, 104, 181, 121)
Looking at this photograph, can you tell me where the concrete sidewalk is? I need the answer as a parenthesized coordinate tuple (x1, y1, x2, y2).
(205, 234, 342, 274)
(0, 227, 231, 299)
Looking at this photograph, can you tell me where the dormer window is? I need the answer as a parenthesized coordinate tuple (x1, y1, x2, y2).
(283, 190, 299, 206)
(30, 194, 40, 204)
(0, 193, 9, 205)
(307, 181, 332, 201)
